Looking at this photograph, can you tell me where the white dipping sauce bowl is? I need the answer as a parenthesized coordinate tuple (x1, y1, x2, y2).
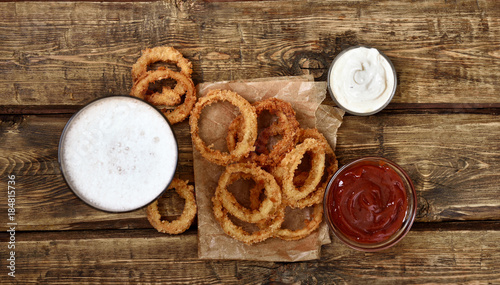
(327, 46, 397, 116)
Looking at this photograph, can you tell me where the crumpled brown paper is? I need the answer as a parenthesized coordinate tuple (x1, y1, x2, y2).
(194, 76, 344, 262)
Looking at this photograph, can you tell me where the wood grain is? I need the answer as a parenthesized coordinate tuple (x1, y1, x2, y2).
(0, 229, 498, 284)
(1, 0, 498, 283)
(0, 0, 498, 108)
(1, 112, 499, 231)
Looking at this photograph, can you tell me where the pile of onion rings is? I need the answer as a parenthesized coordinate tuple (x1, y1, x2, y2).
(190, 89, 338, 244)
(130, 46, 197, 124)
(146, 178, 197, 234)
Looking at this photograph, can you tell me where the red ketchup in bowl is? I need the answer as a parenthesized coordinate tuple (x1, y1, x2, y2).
(326, 160, 409, 244)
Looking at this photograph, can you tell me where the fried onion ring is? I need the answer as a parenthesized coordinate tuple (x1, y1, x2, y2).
(216, 163, 281, 223)
(212, 190, 285, 245)
(287, 128, 339, 209)
(131, 69, 183, 106)
(226, 98, 300, 167)
(132, 46, 193, 86)
(190, 89, 258, 165)
(272, 138, 326, 202)
(130, 68, 196, 124)
(132, 47, 193, 105)
(274, 203, 323, 241)
(146, 178, 197, 234)
(226, 172, 265, 211)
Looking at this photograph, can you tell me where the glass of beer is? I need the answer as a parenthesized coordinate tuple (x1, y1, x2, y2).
(58, 96, 178, 212)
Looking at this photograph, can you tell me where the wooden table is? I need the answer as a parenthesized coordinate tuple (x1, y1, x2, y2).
(1, 0, 499, 283)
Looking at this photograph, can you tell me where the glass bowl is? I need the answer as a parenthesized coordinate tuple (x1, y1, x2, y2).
(327, 46, 397, 116)
(324, 157, 416, 251)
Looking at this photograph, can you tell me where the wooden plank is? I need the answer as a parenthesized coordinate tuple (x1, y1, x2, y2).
(0, 229, 498, 283)
(0, 0, 498, 108)
(2, 102, 500, 115)
(0, 112, 499, 231)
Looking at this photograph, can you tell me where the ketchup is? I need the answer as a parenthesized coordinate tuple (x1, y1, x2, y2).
(326, 161, 408, 244)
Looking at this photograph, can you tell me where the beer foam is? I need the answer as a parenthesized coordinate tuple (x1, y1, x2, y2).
(59, 96, 178, 212)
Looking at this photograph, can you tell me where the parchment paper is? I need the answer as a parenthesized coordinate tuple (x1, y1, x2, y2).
(194, 76, 344, 262)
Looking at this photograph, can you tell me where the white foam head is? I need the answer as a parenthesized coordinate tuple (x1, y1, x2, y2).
(59, 96, 178, 212)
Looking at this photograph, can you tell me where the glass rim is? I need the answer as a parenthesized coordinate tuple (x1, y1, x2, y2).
(326, 45, 398, 116)
(323, 156, 417, 251)
(58, 95, 179, 213)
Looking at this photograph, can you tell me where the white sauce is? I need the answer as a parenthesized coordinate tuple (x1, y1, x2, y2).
(329, 47, 396, 114)
(59, 96, 178, 212)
